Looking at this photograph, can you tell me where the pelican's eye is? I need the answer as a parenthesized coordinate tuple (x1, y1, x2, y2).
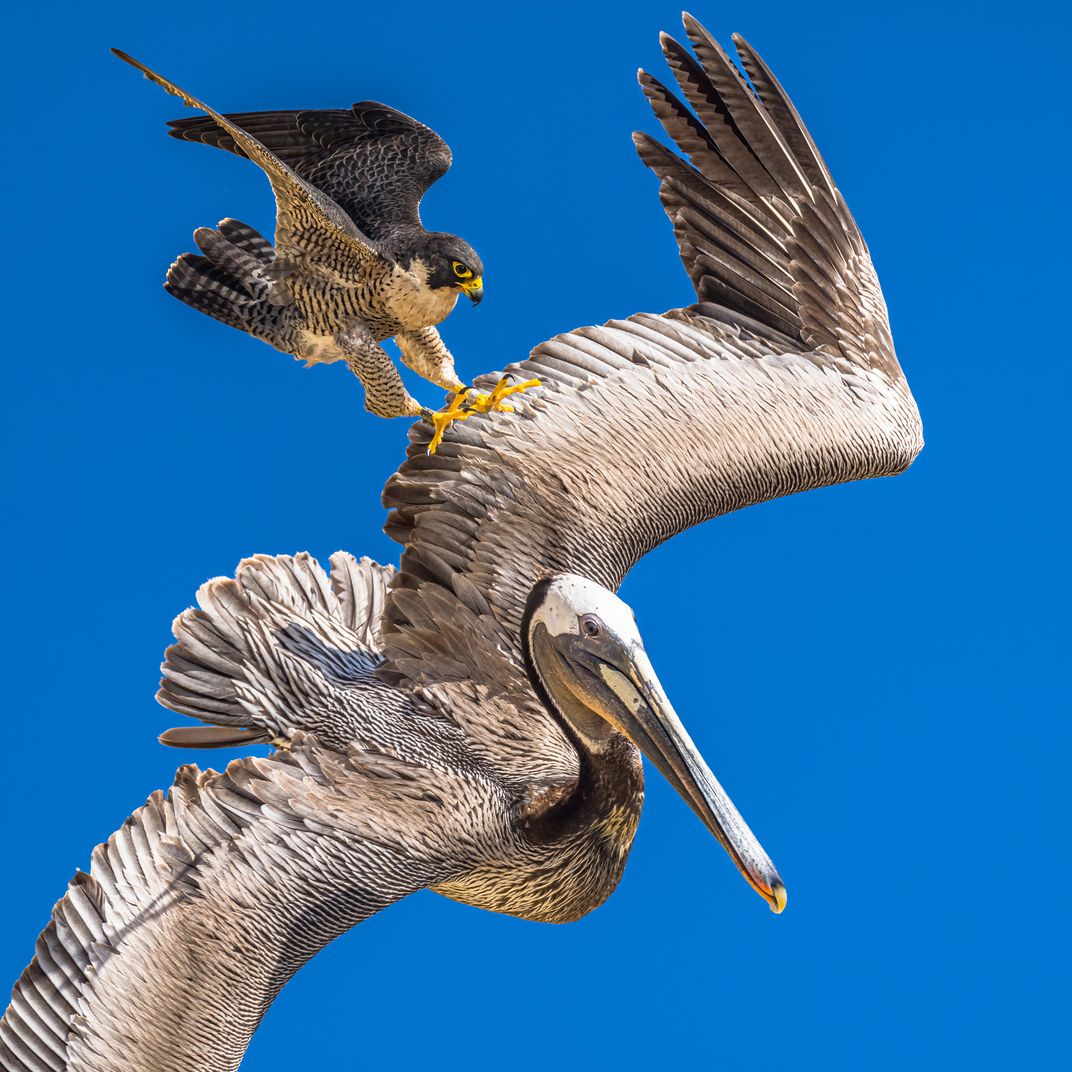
(452, 261, 472, 280)
(580, 614, 604, 638)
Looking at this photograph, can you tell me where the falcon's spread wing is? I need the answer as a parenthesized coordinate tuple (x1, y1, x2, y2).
(167, 104, 453, 240)
(112, 50, 379, 264)
(379, 17, 922, 681)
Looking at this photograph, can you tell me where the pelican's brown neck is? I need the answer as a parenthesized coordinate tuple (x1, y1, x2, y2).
(520, 592, 645, 845)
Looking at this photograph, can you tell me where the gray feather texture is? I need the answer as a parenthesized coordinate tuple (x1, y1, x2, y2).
(382, 10, 920, 656)
(3, 19, 922, 1070)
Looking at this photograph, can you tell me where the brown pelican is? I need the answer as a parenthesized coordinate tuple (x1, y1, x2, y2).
(1, 14, 921, 1071)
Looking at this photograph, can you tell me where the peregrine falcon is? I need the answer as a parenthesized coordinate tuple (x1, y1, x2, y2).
(112, 50, 535, 449)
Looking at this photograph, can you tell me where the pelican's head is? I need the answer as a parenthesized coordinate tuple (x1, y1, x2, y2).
(522, 572, 786, 914)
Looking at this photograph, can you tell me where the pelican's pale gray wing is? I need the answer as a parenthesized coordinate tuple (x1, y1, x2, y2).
(111, 50, 379, 265)
(379, 18, 922, 675)
(0, 553, 510, 1071)
(167, 104, 453, 240)
(0, 749, 476, 1071)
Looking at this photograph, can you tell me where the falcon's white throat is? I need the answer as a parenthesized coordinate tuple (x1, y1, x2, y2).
(386, 257, 461, 329)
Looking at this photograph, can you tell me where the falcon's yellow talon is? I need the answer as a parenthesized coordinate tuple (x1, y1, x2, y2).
(425, 377, 539, 453)
(426, 388, 473, 455)
(470, 376, 540, 414)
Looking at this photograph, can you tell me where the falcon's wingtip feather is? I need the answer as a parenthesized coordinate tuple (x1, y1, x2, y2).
(111, 46, 207, 113)
(111, 47, 166, 87)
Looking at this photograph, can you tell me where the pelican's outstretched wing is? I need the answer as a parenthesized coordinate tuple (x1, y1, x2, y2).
(380, 16, 922, 674)
(111, 50, 378, 262)
(0, 746, 472, 1071)
(0, 552, 507, 1071)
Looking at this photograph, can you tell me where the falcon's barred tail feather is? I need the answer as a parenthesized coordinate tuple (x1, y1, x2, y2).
(165, 253, 254, 331)
(192, 228, 267, 298)
(217, 217, 275, 261)
(165, 239, 288, 340)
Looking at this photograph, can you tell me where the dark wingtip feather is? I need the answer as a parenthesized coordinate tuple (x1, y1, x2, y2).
(632, 129, 669, 161)
(167, 117, 200, 141)
(680, 11, 705, 35)
(632, 131, 689, 182)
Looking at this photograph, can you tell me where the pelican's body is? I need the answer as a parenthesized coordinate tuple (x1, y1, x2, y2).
(2, 15, 919, 1071)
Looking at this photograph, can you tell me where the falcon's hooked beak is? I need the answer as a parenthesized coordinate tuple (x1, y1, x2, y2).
(457, 277, 483, 305)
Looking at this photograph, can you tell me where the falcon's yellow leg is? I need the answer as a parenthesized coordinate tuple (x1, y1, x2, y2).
(421, 388, 475, 455)
(469, 377, 541, 414)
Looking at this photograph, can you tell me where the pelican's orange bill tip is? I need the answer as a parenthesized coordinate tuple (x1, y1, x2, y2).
(770, 881, 788, 914)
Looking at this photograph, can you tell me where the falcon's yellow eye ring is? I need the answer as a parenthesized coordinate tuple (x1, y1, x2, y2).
(452, 262, 472, 280)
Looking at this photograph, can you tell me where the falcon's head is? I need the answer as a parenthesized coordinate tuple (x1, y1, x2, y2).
(419, 233, 485, 305)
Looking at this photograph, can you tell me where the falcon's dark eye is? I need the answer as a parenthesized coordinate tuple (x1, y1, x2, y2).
(452, 261, 472, 279)
(580, 614, 604, 638)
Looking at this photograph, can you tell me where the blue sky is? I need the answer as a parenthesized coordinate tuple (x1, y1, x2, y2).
(1, 0, 1067, 1068)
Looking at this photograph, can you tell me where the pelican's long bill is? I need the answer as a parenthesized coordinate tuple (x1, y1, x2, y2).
(599, 647, 787, 913)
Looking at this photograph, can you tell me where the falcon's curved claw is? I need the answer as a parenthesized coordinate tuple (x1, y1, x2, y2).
(422, 388, 474, 455)
(469, 376, 541, 414)
(421, 378, 540, 454)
